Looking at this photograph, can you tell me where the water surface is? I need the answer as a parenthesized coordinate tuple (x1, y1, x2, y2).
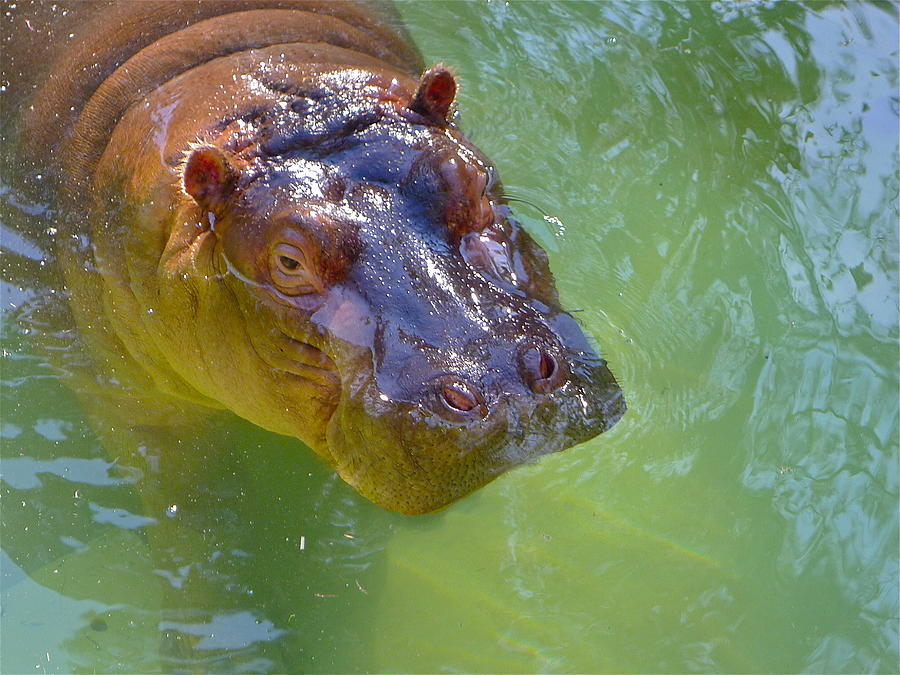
(2, 1, 898, 672)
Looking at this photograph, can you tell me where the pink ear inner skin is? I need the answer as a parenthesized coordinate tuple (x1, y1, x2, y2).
(410, 66, 457, 125)
(184, 146, 233, 210)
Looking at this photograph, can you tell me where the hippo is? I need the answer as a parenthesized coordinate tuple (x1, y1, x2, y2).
(2, 1, 625, 514)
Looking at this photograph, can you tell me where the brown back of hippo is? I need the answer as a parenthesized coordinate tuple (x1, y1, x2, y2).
(3, 1, 422, 196)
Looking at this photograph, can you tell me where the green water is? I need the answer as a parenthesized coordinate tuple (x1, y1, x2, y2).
(2, 1, 898, 672)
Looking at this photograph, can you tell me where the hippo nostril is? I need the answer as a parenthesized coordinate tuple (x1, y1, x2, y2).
(538, 350, 556, 380)
(521, 345, 566, 394)
(441, 383, 477, 411)
(432, 377, 487, 421)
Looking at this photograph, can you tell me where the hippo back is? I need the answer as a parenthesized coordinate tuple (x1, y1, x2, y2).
(2, 0, 424, 203)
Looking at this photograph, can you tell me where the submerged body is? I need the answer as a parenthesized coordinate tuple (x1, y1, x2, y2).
(2, 1, 624, 514)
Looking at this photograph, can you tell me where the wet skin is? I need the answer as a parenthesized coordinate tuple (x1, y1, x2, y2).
(5, 2, 624, 514)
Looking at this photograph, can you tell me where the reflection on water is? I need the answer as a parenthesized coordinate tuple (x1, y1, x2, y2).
(2, 1, 898, 672)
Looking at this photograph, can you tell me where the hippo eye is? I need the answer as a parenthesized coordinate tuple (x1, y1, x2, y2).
(482, 166, 496, 197)
(270, 243, 321, 295)
(278, 255, 300, 271)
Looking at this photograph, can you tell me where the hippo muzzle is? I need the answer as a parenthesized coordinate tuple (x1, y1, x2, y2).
(325, 322, 625, 514)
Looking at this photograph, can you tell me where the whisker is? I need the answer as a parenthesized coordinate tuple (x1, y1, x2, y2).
(505, 194, 550, 218)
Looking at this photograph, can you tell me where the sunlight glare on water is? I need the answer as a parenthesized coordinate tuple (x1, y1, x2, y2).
(1, 1, 898, 673)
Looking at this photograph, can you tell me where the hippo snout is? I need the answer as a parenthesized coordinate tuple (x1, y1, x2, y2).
(323, 319, 624, 514)
(518, 344, 566, 394)
(424, 343, 565, 422)
(422, 349, 569, 421)
(432, 375, 489, 420)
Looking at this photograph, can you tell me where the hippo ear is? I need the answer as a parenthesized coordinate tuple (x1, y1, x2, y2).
(183, 145, 236, 211)
(409, 65, 457, 125)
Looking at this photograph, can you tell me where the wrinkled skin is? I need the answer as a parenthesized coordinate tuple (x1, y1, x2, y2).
(4, 2, 624, 514)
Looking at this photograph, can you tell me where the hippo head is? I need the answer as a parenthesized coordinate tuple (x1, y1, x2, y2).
(180, 66, 624, 514)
